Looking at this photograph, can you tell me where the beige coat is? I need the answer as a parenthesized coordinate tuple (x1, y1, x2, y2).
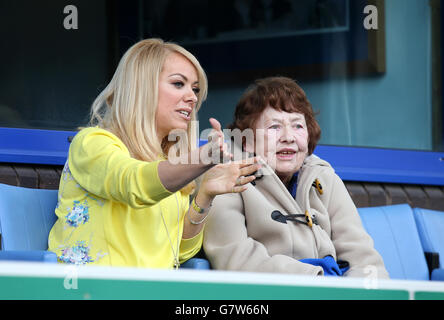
(203, 154, 389, 278)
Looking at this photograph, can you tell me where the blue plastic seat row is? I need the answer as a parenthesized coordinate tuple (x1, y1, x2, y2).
(358, 204, 444, 281)
(412, 206, 444, 280)
(0, 182, 442, 279)
(0, 183, 208, 269)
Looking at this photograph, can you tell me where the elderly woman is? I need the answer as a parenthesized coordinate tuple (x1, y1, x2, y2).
(203, 77, 389, 278)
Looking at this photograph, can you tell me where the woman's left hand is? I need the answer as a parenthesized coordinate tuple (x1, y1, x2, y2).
(199, 157, 261, 199)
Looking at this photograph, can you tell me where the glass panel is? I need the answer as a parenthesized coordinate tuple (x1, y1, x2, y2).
(0, 0, 110, 130)
(142, 0, 442, 151)
(0, 0, 442, 152)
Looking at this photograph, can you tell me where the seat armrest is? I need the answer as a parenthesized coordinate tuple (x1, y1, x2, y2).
(0, 250, 58, 263)
(425, 252, 440, 276)
(181, 258, 210, 269)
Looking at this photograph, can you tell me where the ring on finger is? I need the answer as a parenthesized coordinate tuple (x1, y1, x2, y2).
(235, 177, 242, 186)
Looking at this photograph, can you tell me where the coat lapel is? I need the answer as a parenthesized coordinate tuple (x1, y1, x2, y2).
(254, 162, 304, 216)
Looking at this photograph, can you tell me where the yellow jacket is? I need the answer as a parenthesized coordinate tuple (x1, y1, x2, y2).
(48, 127, 202, 268)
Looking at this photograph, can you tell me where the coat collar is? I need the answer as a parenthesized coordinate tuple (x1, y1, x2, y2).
(252, 154, 332, 215)
(253, 161, 304, 215)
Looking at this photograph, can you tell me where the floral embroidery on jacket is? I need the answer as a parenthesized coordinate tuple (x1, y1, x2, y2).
(75, 183, 105, 207)
(59, 241, 94, 265)
(65, 200, 90, 227)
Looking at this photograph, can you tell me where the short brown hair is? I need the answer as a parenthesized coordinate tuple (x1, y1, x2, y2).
(228, 77, 321, 155)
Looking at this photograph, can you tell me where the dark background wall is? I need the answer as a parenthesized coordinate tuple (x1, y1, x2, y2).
(0, 0, 110, 130)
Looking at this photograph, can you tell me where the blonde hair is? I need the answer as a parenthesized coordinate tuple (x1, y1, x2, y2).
(89, 38, 208, 163)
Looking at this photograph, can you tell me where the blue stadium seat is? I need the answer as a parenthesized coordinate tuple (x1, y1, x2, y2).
(358, 204, 430, 281)
(0, 183, 58, 262)
(181, 257, 210, 269)
(413, 207, 444, 281)
(0, 183, 209, 269)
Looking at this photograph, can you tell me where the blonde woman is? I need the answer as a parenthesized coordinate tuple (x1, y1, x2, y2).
(48, 39, 260, 268)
